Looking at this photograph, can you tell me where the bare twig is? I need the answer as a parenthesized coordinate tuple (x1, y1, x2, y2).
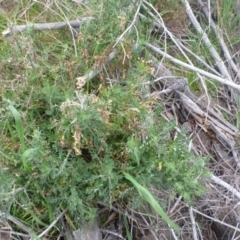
(170, 229, 179, 240)
(141, 215, 159, 240)
(36, 209, 67, 239)
(100, 229, 125, 239)
(180, 0, 233, 83)
(181, 0, 240, 107)
(138, 12, 220, 77)
(174, 39, 221, 76)
(0, 230, 30, 238)
(142, 1, 211, 106)
(145, 77, 187, 98)
(189, 207, 198, 240)
(145, 43, 240, 91)
(232, 222, 240, 239)
(113, 1, 142, 48)
(192, 208, 240, 233)
(2, 18, 93, 37)
(210, 174, 240, 199)
(169, 196, 182, 215)
(195, 0, 240, 77)
(0, 211, 34, 236)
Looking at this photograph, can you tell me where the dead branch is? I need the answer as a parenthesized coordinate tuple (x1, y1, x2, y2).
(210, 174, 240, 199)
(195, 0, 240, 78)
(145, 43, 240, 91)
(180, 0, 233, 83)
(2, 17, 93, 37)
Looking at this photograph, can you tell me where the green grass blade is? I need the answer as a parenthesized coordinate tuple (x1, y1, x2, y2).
(8, 105, 26, 151)
(21, 148, 39, 171)
(123, 215, 132, 240)
(29, 210, 48, 227)
(124, 172, 180, 234)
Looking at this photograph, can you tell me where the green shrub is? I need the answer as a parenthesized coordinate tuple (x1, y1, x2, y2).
(0, 80, 208, 230)
(0, 0, 209, 236)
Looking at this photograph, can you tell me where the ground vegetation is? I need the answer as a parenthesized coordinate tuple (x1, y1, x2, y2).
(0, 0, 240, 239)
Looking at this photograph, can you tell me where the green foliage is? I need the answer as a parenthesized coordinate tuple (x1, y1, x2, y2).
(0, 80, 208, 231)
(218, 0, 239, 29)
(0, 0, 209, 237)
(124, 172, 180, 233)
(8, 105, 26, 152)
